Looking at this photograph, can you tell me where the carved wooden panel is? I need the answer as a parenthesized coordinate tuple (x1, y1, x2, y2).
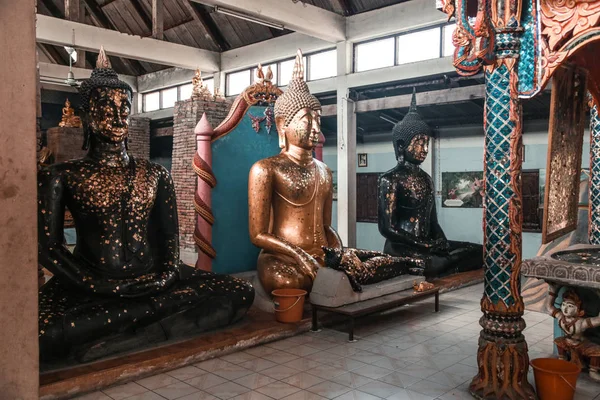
(542, 65, 588, 244)
(523, 170, 542, 232)
(356, 173, 379, 223)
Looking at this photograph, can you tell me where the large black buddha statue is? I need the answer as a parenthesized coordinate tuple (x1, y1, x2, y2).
(378, 90, 483, 279)
(38, 48, 254, 362)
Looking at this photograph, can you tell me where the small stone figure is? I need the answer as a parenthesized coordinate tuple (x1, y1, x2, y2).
(38, 47, 254, 362)
(378, 89, 483, 278)
(58, 98, 82, 128)
(547, 284, 600, 381)
(192, 68, 212, 100)
(413, 281, 435, 292)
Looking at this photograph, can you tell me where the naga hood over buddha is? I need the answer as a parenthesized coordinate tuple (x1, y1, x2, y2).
(249, 50, 409, 295)
(378, 89, 483, 278)
(37, 47, 253, 363)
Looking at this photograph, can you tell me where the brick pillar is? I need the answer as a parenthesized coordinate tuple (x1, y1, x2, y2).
(128, 116, 150, 160)
(172, 96, 231, 258)
(46, 126, 86, 163)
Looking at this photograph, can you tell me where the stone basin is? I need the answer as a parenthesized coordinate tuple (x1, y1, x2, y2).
(522, 244, 600, 289)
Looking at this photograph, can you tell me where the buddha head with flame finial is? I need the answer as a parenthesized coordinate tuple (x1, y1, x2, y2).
(78, 46, 133, 149)
(391, 88, 432, 165)
(273, 49, 322, 150)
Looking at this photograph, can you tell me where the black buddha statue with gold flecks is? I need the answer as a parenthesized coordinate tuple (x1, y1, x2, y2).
(37, 47, 254, 363)
(378, 89, 483, 279)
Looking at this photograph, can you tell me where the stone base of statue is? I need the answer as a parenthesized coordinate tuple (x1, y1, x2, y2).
(310, 268, 424, 308)
(39, 265, 254, 364)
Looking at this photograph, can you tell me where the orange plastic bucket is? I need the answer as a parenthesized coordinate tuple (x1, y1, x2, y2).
(531, 358, 581, 400)
(272, 289, 307, 323)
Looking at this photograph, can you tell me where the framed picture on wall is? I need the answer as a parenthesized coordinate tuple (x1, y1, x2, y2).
(441, 171, 484, 208)
(358, 153, 368, 167)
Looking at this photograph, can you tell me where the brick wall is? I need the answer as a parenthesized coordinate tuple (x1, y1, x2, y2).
(172, 96, 231, 252)
(46, 118, 150, 163)
(128, 116, 150, 160)
(46, 127, 86, 163)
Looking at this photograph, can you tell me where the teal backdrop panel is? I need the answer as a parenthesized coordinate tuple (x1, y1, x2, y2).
(211, 105, 280, 274)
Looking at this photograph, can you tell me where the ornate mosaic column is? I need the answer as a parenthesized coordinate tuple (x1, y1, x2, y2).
(439, 0, 537, 397)
(473, 59, 535, 400)
(590, 102, 600, 244)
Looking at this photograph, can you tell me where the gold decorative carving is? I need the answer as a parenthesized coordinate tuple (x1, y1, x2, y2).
(242, 64, 282, 106)
(58, 98, 82, 128)
(538, 0, 600, 91)
(541, 0, 600, 52)
(542, 65, 588, 243)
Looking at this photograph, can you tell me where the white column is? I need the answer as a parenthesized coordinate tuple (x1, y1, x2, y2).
(216, 71, 226, 97)
(336, 41, 357, 247)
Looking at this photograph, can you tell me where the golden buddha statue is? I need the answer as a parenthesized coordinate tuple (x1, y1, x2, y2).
(58, 98, 82, 128)
(192, 68, 211, 100)
(248, 50, 341, 294)
(248, 50, 410, 294)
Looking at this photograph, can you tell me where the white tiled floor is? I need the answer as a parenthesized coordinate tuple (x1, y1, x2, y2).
(74, 284, 600, 400)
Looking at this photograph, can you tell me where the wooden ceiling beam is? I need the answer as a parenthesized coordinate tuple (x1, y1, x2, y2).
(83, 0, 113, 28)
(191, 0, 345, 42)
(37, 15, 220, 71)
(40, 44, 68, 65)
(81, 0, 145, 75)
(39, 0, 64, 18)
(152, 0, 164, 39)
(183, 1, 230, 51)
(130, 0, 153, 32)
(65, 0, 87, 67)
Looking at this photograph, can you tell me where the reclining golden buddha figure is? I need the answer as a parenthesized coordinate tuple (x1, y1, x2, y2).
(248, 50, 410, 295)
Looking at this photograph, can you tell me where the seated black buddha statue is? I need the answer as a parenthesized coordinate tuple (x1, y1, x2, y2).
(378, 90, 483, 279)
(38, 48, 254, 362)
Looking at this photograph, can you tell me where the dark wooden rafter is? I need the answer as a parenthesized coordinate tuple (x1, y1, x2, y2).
(38, 0, 69, 65)
(129, 0, 152, 31)
(65, 0, 87, 67)
(152, 0, 164, 39)
(183, 1, 230, 51)
(268, 27, 286, 38)
(81, 0, 145, 75)
(40, 44, 69, 65)
(39, 0, 64, 18)
(334, 0, 355, 16)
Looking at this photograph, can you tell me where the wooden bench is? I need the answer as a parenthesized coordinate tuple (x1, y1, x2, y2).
(310, 287, 440, 341)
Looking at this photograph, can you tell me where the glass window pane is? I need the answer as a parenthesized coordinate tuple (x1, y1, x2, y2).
(161, 87, 177, 108)
(278, 57, 308, 86)
(397, 28, 441, 65)
(308, 50, 337, 80)
(355, 38, 395, 72)
(144, 91, 159, 112)
(204, 78, 214, 94)
(227, 70, 251, 96)
(443, 24, 456, 57)
(179, 83, 193, 100)
(252, 63, 277, 84)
